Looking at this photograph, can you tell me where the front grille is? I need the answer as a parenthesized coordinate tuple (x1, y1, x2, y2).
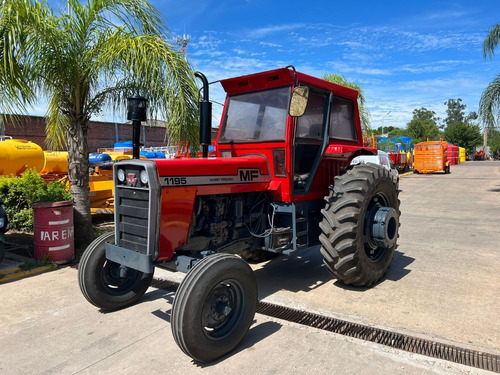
(116, 187, 149, 252)
(113, 160, 161, 258)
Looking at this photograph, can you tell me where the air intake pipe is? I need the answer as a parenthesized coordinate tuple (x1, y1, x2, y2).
(195, 72, 212, 158)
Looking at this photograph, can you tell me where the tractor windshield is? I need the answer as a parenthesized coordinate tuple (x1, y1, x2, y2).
(220, 86, 290, 142)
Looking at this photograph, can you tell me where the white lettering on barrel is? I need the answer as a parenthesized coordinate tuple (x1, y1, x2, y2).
(40, 228, 74, 241)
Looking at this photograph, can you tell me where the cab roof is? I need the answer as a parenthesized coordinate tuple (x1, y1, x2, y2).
(220, 67, 359, 101)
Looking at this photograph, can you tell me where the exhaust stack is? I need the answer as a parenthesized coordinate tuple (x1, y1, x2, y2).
(195, 72, 212, 158)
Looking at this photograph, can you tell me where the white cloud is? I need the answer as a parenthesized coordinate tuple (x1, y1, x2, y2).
(259, 41, 282, 48)
(247, 23, 305, 38)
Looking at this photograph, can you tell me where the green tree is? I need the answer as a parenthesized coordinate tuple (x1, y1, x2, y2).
(322, 73, 371, 134)
(443, 99, 477, 126)
(405, 108, 440, 143)
(443, 99, 482, 152)
(479, 23, 500, 127)
(0, 0, 199, 246)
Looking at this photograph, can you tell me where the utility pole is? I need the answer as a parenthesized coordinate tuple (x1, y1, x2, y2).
(382, 111, 391, 136)
(484, 125, 488, 158)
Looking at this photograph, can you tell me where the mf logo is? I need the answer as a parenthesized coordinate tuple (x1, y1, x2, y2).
(239, 169, 259, 181)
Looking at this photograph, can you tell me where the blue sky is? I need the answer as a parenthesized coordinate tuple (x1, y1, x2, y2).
(44, 0, 498, 130)
(150, 0, 498, 130)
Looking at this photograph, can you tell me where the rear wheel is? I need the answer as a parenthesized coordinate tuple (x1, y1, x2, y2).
(319, 164, 400, 286)
(78, 231, 154, 310)
(171, 253, 258, 362)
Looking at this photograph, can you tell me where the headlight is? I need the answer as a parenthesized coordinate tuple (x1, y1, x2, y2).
(140, 170, 148, 185)
(0, 217, 4, 228)
(117, 169, 126, 182)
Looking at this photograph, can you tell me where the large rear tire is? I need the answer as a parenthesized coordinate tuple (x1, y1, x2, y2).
(319, 164, 400, 286)
(78, 231, 154, 310)
(171, 253, 258, 362)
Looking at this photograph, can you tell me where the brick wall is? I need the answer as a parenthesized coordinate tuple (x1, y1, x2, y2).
(2, 115, 169, 152)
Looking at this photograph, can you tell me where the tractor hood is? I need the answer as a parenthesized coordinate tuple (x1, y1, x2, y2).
(154, 155, 271, 191)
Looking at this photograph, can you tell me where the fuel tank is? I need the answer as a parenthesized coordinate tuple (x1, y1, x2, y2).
(41, 151, 69, 174)
(0, 139, 44, 175)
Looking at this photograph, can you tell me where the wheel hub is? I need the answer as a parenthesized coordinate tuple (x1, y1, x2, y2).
(369, 206, 398, 248)
(212, 295, 232, 321)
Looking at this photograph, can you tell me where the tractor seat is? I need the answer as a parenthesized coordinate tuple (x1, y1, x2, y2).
(294, 173, 310, 188)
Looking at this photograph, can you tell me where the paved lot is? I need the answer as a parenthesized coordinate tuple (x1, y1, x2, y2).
(1, 161, 499, 374)
(253, 161, 500, 354)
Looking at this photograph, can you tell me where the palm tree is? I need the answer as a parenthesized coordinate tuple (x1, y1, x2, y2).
(0, 0, 199, 247)
(322, 73, 371, 134)
(479, 23, 500, 128)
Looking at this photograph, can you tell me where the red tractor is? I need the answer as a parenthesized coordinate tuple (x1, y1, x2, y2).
(78, 66, 400, 362)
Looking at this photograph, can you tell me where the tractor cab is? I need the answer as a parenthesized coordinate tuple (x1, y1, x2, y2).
(215, 67, 364, 202)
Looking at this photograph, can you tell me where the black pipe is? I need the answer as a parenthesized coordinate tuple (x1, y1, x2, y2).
(127, 95, 147, 159)
(195, 71, 212, 158)
(132, 120, 141, 159)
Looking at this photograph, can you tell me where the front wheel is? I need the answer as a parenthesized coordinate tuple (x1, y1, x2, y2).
(171, 253, 258, 362)
(319, 164, 400, 286)
(78, 231, 154, 310)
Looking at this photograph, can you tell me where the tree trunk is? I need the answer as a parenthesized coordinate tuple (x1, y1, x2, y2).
(66, 119, 94, 249)
(484, 127, 489, 159)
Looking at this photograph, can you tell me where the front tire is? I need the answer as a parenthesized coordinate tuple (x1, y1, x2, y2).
(171, 253, 258, 362)
(319, 164, 400, 286)
(78, 231, 154, 310)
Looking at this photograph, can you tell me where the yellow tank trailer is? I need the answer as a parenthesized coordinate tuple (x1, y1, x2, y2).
(41, 151, 69, 175)
(0, 139, 44, 175)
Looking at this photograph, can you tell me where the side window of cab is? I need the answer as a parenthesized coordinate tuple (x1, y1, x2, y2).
(329, 96, 357, 141)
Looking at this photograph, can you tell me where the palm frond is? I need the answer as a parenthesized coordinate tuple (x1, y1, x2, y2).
(483, 23, 500, 59)
(94, 32, 199, 145)
(479, 73, 500, 128)
(0, 1, 36, 114)
(322, 72, 372, 133)
(45, 93, 69, 151)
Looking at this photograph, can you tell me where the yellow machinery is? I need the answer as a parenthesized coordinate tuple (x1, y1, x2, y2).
(1, 138, 115, 213)
(0, 139, 45, 175)
(88, 168, 114, 214)
(41, 151, 69, 175)
(459, 147, 466, 163)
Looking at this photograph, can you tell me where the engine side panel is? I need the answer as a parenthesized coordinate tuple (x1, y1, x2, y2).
(158, 186, 197, 260)
(155, 155, 271, 260)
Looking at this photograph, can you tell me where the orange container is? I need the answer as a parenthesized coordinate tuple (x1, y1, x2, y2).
(413, 141, 449, 174)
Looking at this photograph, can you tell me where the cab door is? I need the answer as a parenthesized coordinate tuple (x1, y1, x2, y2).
(293, 90, 329, 193)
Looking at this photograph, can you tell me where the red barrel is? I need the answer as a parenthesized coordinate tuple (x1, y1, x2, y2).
(33, 200, 74, 264)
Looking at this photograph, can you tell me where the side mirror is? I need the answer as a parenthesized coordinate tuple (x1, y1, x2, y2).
(289, 86, 309, 117)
